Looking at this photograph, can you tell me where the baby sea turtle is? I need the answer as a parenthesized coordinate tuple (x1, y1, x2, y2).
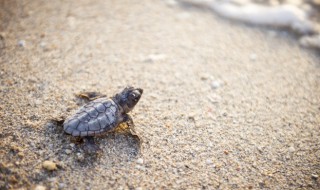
(63, 86, 143, 153)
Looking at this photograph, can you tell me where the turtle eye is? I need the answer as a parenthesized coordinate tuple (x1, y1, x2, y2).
(130, 93, 136, 100)
(130, 93, 139, 102)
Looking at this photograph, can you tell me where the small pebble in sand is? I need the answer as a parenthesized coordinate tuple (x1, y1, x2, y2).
(288, 146, 295, 152)
(65, 149, 72, 154)
(10, 145, 24, 152)
(76, 153, 84, 162)
(206, 159, 213, 165)
(211, 81, 221, 89)
(249, 53, 257, 61)
(34, 185, 46, 190)
(40, 41, 46, 48)
(136, 158, 144, 164)
(18, 152, 25, 158)
(188, 113, 196, 121)
(59, 183, 66, 189)
(144, 54, 167, 63)
(311, 174, 318, 179)
(135, 165, 146, 171)
(35, 99, 43, 106)
(18, 40, 26, 47)
(200, 75, 209, 81)
(257, 146, 264, 153)
(42, 160, 57, 171)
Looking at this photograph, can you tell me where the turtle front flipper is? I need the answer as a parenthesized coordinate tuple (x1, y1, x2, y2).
(83, 136, 101, 154)
(76, 91, 107, 102)
(123, 114, 142, 147)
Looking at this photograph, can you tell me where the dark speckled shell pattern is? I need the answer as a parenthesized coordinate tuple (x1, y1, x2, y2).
(63, 98, 120, 137)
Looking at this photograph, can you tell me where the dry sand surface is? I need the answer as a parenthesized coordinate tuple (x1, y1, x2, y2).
(1, 0, 320, 189)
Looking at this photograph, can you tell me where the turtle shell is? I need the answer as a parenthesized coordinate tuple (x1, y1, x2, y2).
(63, 98, 120, 137)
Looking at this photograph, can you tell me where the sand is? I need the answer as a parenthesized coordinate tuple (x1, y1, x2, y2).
(0, 0, 320, 189)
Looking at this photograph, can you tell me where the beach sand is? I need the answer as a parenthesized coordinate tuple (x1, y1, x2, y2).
(0, 0, 319, 189)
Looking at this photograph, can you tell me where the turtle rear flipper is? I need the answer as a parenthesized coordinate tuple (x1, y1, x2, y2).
(76, 91, 107, 101)
(83, 136, 101, 154)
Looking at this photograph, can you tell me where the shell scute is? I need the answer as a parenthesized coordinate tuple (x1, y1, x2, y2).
(77, 122, 89, 131)
(97, 115, 109, 129)
(72, 130, 81, 136)
(94, 103, 106, 112)
(64, 98, 119, 136)
(106, 112, 116, 124)
(67, 118, 80, 128)
(88, 119, 101, 131)
(78, 113, 91, 122)
(103, 101, 112, 109)
(81, 131, 88, 136)
(87, 107, 99, 118)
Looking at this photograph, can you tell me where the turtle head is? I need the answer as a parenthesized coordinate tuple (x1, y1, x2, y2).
(114, 86, 143, 113)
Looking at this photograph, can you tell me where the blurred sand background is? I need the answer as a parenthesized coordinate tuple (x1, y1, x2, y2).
(0, 0, 320, 189)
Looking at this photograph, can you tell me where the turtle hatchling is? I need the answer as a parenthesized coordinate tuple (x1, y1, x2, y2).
(63, 86, 143, 153)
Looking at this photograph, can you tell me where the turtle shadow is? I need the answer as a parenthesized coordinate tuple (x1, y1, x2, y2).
(45, 119, 141, 166)
(99, 131, 141, 156)
(46, 91, 141, 165)
(68, 133, 141, 168)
